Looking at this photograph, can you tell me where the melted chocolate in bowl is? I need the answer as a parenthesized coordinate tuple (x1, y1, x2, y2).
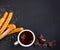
(19, 31, 33, 45)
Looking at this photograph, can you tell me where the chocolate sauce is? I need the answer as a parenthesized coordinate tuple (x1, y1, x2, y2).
(20, 31, 33, 45)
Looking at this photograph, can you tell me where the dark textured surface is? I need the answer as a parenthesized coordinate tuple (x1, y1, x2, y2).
(0, 0, 60, 50)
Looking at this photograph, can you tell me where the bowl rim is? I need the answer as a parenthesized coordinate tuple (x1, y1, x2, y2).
(17, 29, 35, 47)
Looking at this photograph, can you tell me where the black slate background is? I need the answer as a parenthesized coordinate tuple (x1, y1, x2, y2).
(0, 0, 60, 50)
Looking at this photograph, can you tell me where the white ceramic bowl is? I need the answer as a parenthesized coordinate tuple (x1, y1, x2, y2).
(14, 29, 35, 47)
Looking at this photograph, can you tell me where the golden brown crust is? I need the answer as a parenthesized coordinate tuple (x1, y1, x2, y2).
(0, 12, 13, 34)
(9, 27, 24, 35)
(0, 12, 8, 28)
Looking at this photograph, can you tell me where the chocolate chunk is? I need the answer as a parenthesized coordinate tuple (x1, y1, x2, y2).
(47, 41, 56, 47)
(38, 34, 44, 40)
(34, 41, 40, 46)
(38, 34, 46, 44)
(40, 38, 46, 44)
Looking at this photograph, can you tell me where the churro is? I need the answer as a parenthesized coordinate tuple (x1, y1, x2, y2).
(9, 27, 24, 35)
(0, 12, 13, 34)
(0, 12, 8, 28)
(0, 24, 16, 40)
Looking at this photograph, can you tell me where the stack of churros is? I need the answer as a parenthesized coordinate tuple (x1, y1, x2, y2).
(0, 11, 24, 40)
